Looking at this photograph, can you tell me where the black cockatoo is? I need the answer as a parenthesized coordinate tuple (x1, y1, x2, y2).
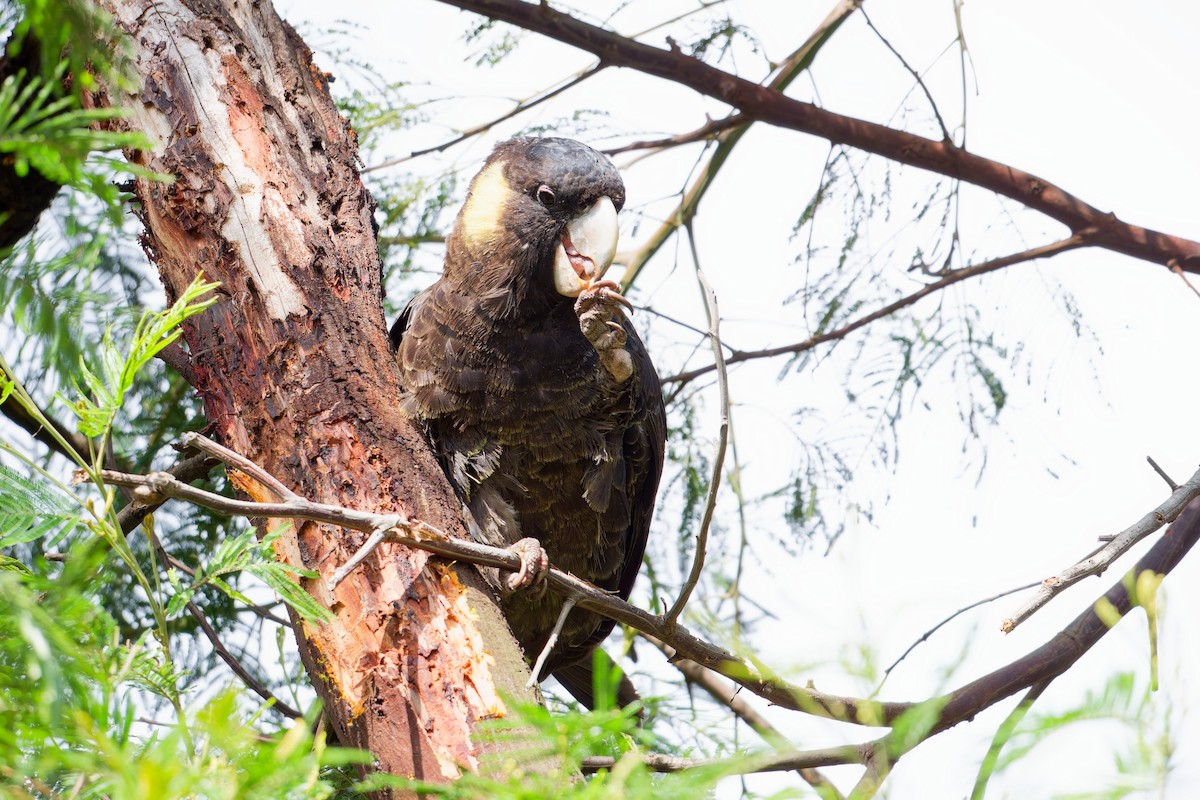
(390, 137, 666, 709)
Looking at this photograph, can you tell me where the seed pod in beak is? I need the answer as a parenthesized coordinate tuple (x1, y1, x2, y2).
(553, 195, 619, 298)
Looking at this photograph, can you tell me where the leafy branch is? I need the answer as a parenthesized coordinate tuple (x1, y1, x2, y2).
(88, 432, 1200, 790)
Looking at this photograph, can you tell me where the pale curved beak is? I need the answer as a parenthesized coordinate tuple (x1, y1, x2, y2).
(553, 195, 619, 297)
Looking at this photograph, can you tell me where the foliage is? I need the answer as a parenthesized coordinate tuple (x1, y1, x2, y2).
(0, 549, 361, 799)
(64, 273, 219, 440)
(165, 526, 332, 625)
(973, 672, 1172, 799)
(0, 460, 79, 546)
(0, 0, 162, 221)
(0, 0, 1187, 798)
(0, 259, 348, 793)
(2, 0, 132, 96)
(462, 16, 523, 67)
(373, 696, 800, 800)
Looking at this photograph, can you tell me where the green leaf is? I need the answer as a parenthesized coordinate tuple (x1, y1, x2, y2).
(252, 562, 331, 623)
(0, 463, 81, 547)
(164, 588, 194, 619)
(64, 272, 219, 439)
(178, 527, 331, 624)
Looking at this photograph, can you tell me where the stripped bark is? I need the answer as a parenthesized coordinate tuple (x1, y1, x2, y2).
(93, 0, 537, 788)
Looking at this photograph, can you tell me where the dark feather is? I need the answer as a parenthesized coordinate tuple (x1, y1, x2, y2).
(553, 652, 642, 713)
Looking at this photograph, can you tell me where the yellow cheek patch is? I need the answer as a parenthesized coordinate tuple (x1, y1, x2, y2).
(459, 160, 510, 248)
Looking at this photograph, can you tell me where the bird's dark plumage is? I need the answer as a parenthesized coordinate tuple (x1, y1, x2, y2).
(390, 137, 665, 708)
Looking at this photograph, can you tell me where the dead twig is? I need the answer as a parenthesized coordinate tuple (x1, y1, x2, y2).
(1001, 463, 1200, 633)
(527, 596, 578, 687)
(665, 225, 728, 625)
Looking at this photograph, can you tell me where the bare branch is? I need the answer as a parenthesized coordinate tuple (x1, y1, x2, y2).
(440, 0, 1200, 274)
(663, 232, 1093, 388)
(1001, 463, 1200, 633)
(186, 598, 303, 719)
(665, 227, 728, 625)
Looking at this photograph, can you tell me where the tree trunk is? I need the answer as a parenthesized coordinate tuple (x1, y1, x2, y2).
(94, 0, 538, 787)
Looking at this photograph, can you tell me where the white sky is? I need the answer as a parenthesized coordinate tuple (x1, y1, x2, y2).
(279, 1, 1200, 796)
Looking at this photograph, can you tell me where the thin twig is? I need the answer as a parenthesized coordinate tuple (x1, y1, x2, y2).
(186, 598, 303, 718)
(364, 64, 602, 172)
(860, 8, 951, 141)
(662, 231, 1094, 387)
(876, 581, 1040, 692)
(1146, 455, 1179, 491)
(527, 596, 578, 687)
(1169, 259, 1200, 300)
(665, 225, 729, 625)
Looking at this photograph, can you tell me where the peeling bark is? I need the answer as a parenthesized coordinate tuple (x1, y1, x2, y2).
(94, 0, 538, 787)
